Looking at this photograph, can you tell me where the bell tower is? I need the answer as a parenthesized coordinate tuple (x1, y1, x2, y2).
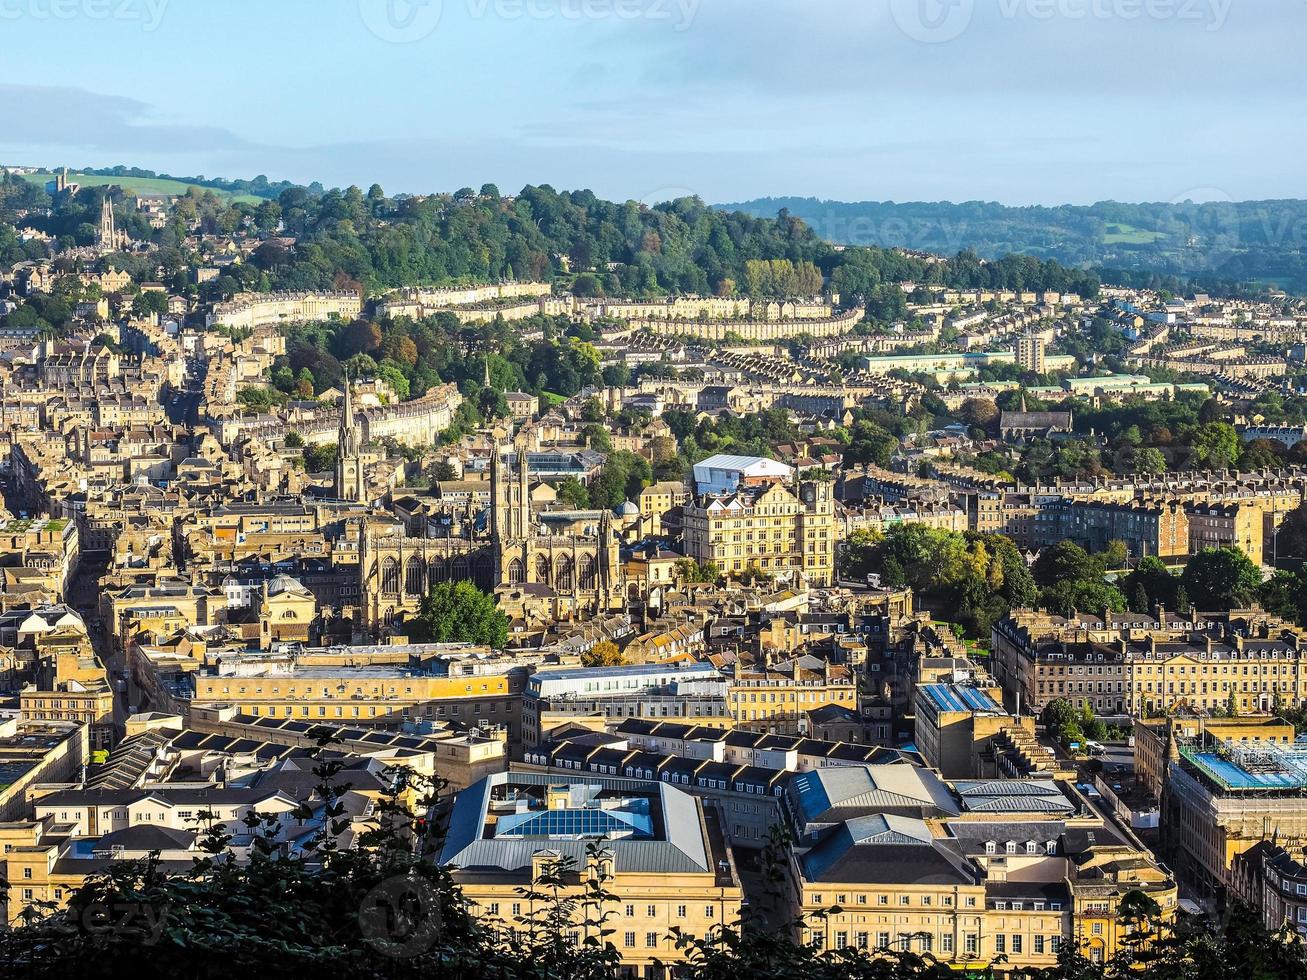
(335, 375, 365, 502)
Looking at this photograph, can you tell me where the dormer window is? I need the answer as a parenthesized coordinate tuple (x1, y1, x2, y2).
(1005, 841, 1017, 854)
(985, 841, 997, 854)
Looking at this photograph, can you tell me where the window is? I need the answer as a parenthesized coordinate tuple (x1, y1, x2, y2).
(22, 868, 31, 880)
(995, 935, 1006, 954)
(645, 932, 659, 948)
(835, 932, 847, 950)
(625, 905, 634, 917)
(877, 932, 890, 950)
(941, 934, 954, 954)
(856, 932, 869, 950)
(965, 934, 979, 956)
(647, 905, 656, 917)
(1092, 923, 1103, 936)
(624, 932, 635, 948)
(1035, 935, 1046, 955)
(677, 905, 687, 918)
(1011, 935, 1023, 955)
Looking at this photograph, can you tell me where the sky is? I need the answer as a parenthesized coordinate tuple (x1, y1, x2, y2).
(0, 0, 1303, 206)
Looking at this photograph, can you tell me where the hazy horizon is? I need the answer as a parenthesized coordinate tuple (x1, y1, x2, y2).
(2, 1, 1302, 207)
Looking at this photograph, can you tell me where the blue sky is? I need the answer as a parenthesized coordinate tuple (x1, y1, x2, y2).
(0, 0, 1302, 205)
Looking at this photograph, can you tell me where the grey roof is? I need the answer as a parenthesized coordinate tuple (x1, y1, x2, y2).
(953, 779, 1075, 814)
(946, 820, 1067, 854)
(439, 771, 710, 876)
(787, 765, 960, 828)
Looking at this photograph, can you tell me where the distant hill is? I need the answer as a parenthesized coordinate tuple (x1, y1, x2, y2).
(17, 171, 263, 203)
(11, 165, 311, 204)
(716, 197, 1307, 295)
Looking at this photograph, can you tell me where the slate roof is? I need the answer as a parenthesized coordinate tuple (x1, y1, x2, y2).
(439, 771, 711, 876)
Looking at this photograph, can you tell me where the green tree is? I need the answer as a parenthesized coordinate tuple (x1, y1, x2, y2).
(411, 580, 509, 647)
(1032, 541, 1100, 589)
(428, 460, 458, 482)
(1122, 556, 1181, 613)
(1181, 548, 1263, 611)
(1260, 569, 1307, 624)
(1043, 579, 1128, 617)
(555, 476, 591, 509)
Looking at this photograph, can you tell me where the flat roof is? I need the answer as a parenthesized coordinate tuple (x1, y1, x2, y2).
(923, 684, 1002, 714)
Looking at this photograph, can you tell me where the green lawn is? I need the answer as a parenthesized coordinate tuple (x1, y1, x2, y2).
(1102, 223, 1166, 245)
(19, 172, 262, 203)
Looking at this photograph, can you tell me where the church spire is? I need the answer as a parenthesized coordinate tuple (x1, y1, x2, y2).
(335, 369, 365, 502)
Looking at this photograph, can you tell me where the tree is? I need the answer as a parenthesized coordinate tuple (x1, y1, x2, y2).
(675, 559, 721, 584)
(1128, 446, 1167, 475)
(958, 397, 999, 431)
(552, 476, 590, 510)
(131, 289, 168, 318)
(582, 641, 623, 667)
(1041, 697, 1079, 733)
(1032, 541, 1100, 589)
(1260, 569, 1307, 625)
(582, 423, 613, 453)
(1043, 579, 1127, 617)
(1181, 548, 1263, 611)
(1122, 556, 1180, 612)
(284, 431, 304, 448)
(428, 460, 458, 482)
(302, 443, 337, 473)
(1184, 421, 1240, 470)
(1272, 502, 1307, 565)
(411, 581, 509, 647)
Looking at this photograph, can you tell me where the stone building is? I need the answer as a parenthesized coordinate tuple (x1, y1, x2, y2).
(358, 445, 622, 633)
